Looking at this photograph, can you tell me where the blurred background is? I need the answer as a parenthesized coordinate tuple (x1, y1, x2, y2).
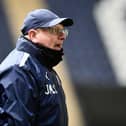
(1, 0, 126, 126)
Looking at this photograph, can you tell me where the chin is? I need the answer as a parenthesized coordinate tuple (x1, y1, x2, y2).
(52, 46, 62, 51)
(55, 48, 61, 51)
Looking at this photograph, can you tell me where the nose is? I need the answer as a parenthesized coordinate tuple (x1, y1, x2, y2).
(58, 32, 66, 40)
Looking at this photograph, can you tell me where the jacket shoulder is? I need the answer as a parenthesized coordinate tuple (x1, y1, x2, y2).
(0, 49, 47, 87)
(0, 49, 30, 72)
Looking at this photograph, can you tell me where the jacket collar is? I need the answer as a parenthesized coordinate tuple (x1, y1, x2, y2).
(16, 36, 63, 68)
(16, 36, 41, 59)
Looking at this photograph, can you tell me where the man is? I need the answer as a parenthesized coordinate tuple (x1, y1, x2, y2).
(0, 9, 73, 126)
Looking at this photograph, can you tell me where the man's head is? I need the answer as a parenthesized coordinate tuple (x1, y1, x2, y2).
(21, 9, 73, 50)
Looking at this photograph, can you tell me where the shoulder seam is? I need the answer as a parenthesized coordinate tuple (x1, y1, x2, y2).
(19, 52, 30, 67)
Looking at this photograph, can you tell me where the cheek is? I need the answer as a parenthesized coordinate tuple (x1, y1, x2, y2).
(36, 33, 48, 43)
(36, 34, 55, 47)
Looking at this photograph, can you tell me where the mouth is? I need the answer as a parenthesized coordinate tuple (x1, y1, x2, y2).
(54, 44, 63, 50)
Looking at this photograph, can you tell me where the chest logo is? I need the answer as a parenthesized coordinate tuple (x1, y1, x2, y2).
(45, 84, 58, 95)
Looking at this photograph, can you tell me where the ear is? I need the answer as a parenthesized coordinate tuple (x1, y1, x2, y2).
(27, 29, 38, 43)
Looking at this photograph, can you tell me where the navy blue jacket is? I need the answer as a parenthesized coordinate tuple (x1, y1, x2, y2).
(0, 36, 68, 126)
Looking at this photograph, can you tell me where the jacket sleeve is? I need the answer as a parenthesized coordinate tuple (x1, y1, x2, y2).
(0, 66, 39, 126)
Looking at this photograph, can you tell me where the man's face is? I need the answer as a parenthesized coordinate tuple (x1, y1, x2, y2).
(29, 24, 68, 51)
